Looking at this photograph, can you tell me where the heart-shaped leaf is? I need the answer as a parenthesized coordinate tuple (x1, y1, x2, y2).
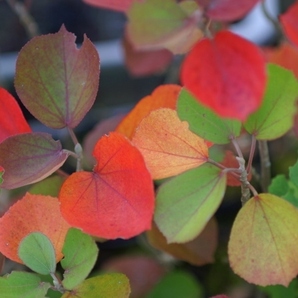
(177, 88, 242, 144)
(132, 108, 209, 179)
(15, 25, 100, 129)
(0, 193, 70, 264)
(0, 88, 31, 143)
(155, 163, 226, 243)
(18, 232, 56, 275)
(228, 193, 298, 286)
(59, 132, 154, 239)
(61, 228, 98, 290)
(244, 64, 298, 140)
(181, 30, 266, 121)
(0, 132, 69, 189)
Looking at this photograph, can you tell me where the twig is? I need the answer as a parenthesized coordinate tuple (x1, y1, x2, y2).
(258, 140, 271, 192)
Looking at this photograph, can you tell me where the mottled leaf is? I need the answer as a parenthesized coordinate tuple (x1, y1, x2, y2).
(15, 25, 100, 129)
(132, 108, 208, 179)
(0, 193, 70, 264)
(60, 132, 154, 239)
(0, 132, 69, 189)
(229, 193, 298, 286)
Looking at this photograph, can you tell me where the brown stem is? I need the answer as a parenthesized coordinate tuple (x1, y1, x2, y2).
(258, 140, 271, 192)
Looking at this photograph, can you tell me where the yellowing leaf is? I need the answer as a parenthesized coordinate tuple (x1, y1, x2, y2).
(132, 108, 208, 179)
(228, 193, 298, 286)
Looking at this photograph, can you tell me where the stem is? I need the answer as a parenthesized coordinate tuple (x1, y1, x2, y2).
(68, 128, 79, 146)
(246, 135, 257, 175)
(50, 273, 65, 293)
(231, 138, 244, 159)
(67, 128, 83, 171)
(207, 158, 241, 179)
(258, 140, 271, 192)
(56, 168, 69, 178)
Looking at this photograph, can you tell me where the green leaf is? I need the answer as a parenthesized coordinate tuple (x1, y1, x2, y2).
(154, 163, 226, 243)
(146, 270, 203, 298)
(0, 271, 51, 298)
(260, 278, 298, 298)
(18, 232, 56, 275)
(61, 274, 130, 298)
(29, 175, 65, 197)
(244, 64, 298, 140)
(269, 175, 289, 197)
(61, 228, 99, 290)
(15, 25, 100, 129)
(289, 160, 298, 188)
(177, 88, 242, 144)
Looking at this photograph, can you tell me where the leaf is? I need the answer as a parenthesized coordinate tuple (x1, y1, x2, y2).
(132, 108, 209, 180)
(18, 232, 56, 275)
(289, 160, 298, 188)
(244, 64, 298, 140)
(61, 228, 99, 290)
(146, 270, 203, 298)
(154, 163, 226, 243)
(61, 273, 131, 298)
(0, 132, 69, 189)
(15, 25, 100, 129)
(0, 193, 70, 264)
(177, 88, 242, 144)
(83, 0, 135, 12)
(280, 1, 298, 48)
(59, 132, 154, 239)
(228, 193, 298, 286)
(147, 219, 218, 265)
(116, 85, 181, 139)
(260, 278, 298, 298)
(0, 271, 51, 298)
(199, 0, 259, 21)
(0, 88, 31, 143)
(126, 0, 203, 54)
(180, 30, 266, 121)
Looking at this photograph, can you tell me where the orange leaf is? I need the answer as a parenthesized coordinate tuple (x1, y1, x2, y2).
(59, 132, 154, 239)
(116, 85, 181, 139)
(132, 108, 208, 179)
(0, 193, 70, 264)
(228, 193, 298, 286)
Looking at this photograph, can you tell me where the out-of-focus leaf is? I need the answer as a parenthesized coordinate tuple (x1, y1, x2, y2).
(61, 274, 131, 298)
(0, 193, 70, 264)
(280, 1, 298, 48)
(83, 0, 135, 12)
(61, 228, 98, 290)
(147, 218, 218, 265)
(228, 193, 298, 286)
(18, 232, 56, 275)
(132, 108, 208, 179)
(28, 175, 65, 197)
(155, 163, 226, 243)
(116, 85, 181, 139)
(0, 88, 31, 143)
(15, 25, 100, 129)
(60, 132, 154, 239)
(0, 132, 69, 189)
(260, 278, 298, 298)
(181, 30, 266, 121)
(0, 271, 51, 298)
(244, 64, 298, 140)
(177, 88, 241, 144)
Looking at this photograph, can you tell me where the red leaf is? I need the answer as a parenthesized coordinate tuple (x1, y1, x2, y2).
(0, 88, 31, 143)
(181, 30, 266, 121)
(0, 132, 69, 189)
(0, 193, 70, 264)
(280, 1, 298, 48)
(59, 132, 154, 239)
(83, 0, 135, 12)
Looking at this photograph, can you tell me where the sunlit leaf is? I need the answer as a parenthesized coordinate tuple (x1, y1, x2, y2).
(60, 132, 154, 239)
(18, 232, 56, 275)
(228, 193, 298, 286)
(177, 88, 241, 144)
(116, 85, 181, 139)
(0, 271, 51, 298)
(181, 30, 266, 121)
(0, 132, 69, 189)
(0, 88, 31, 143)
(155, 163, 226, 243)
(83, 0, 135, 12)
(127, 0, 203, 54)
(0, 193, 70, 264)
(147, 219, 218, 265)
(280, 1, 298, 48)
(61, 274, 130, 298)
(244, 64, 298, 140)
(15, 25, 100, 129)
(132, 108, 208, 179)
(61, 228, 98, 290)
